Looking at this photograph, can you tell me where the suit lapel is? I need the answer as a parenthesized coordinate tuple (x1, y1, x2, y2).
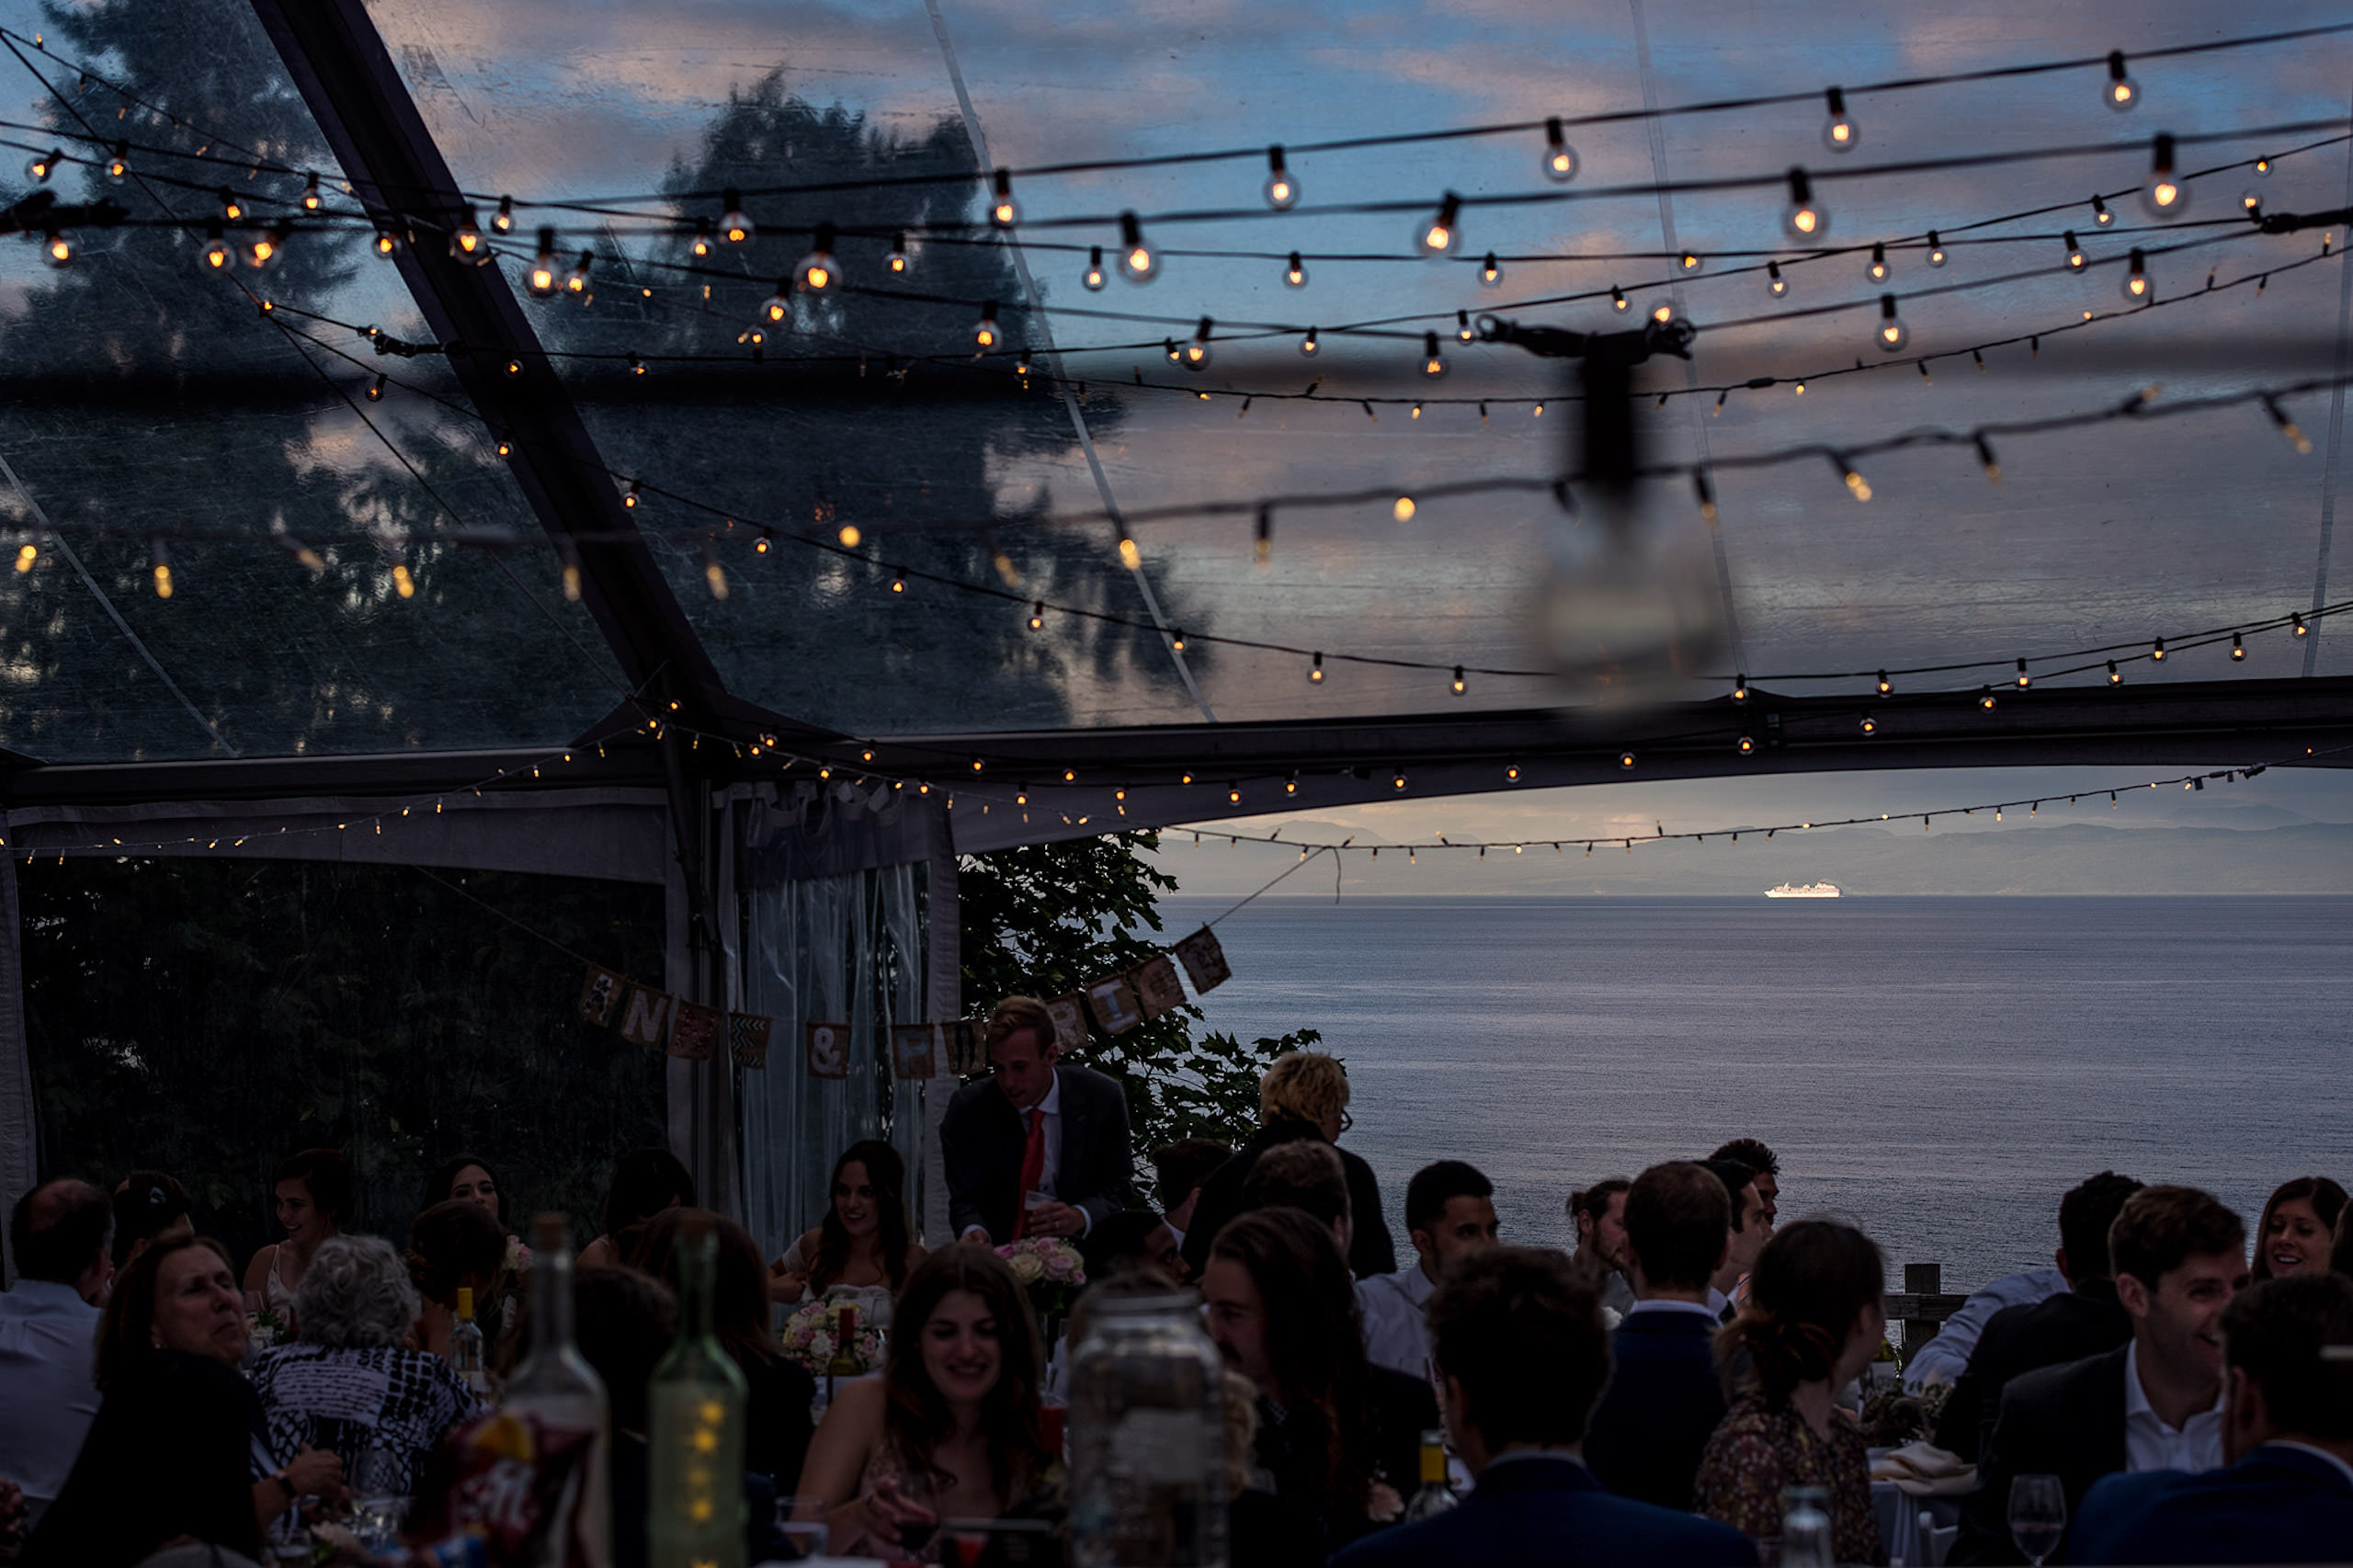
(1051, 1066, 1086, 1195)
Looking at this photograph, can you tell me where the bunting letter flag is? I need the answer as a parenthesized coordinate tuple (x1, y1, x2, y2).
(729, 1011, 773, 1069)
(618, 986, 676, 1049)
(804, 1021, 851, 1079)
(1085, 973, 1144, 1035)
(668, 1001, 722, 1062)
(1045, 993, 1092, 1051)
(1131, 953, 1187, 1018)
(1174, 926, 1232, 994)
(891, 1025, 938, 1080)
(578, 966, 624, 1028)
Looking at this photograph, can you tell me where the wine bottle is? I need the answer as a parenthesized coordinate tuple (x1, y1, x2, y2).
(650, 1214, 747, 1568)
(504, 1214, 612, 1568)
(825, 1302, 862, 1402)
(449, 1285, 490, 1399)
(1403, 1428, 1458, 1519)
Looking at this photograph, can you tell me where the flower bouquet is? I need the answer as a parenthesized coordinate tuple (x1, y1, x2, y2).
(779, 1298, 885, 1376)
(995, 1237, 1086, 1357)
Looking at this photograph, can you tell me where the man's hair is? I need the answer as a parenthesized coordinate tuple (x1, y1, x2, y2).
(1080, 1210, 1172, 1279)
(1710, 1139, 1779, 1176)
(276, 1147, 356, 1224)
(1258, 1051, 1350, 1127)
(2109, 1185, 2245, 1290)
(2220, 1271, 2353, 1441)
(1428, 1246, 1611, 1449)
(1242, 1141, 1349, 1232)
(9, 1178, 111, 1285)
(1151, 1139, 1231, 1211)
(984, 995, 1058, 1053)
(1405, 1161, 1493, 1239)
(1700, 1157, 1759, 1233)
(111, 1172, 192, 1267)
(1567, 1178, 1631, 1225)
(2057, 1172, 2144, 1282)
(1624, 1162, 1733, 1292)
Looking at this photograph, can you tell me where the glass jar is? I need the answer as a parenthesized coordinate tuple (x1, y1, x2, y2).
(1068, 1291, 1227, 1568)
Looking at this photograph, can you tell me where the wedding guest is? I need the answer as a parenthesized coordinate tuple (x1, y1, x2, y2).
(2250, 1176, 2347, 1279)
(793, 1244, 1057, 1554)
(1586, 1161, 1733, 1511)
(1952, 1185, 2245, 1565)
(1152, 1137, 1232, 1253)
(578, 1146, 697, 1270)
(1693, 1218, 1889, 1565)
(109, 1170, 193, 1273)
(1568, 1178, 1635, 1316)
(1, 1179, 110, 1530)
(2336, 1202, 2353, 1278)
(1708, 1140, 1780, 1225)
(1358, 1160, 1498, 1379)
(767, 1140, 926, 1314)
(1221, 1367, 1328, 1568)
(1699, 1157, 1768, 1322)
(1203, 1208, 1435, 1548)
(1904, 1262, 2070, 1392)
(1934, 1171, 2143, 1460)
(28, 1236, 342, 1564)
(422, 1153, 530, 1270)
(631, 1208, 817, 1489)
(1182, 1052, 1395, 1280)
(2072, 1271, 2353, 1564)
(242, 1146, 354, 1321)
(1243, 1139, 1354, 1254)
(404, 1198, 511, 1364)
(1332, 1246, 1756, 1568)
(252, 1235, 477, 1495)
(1080, 1209, 1187, 1283)
(940, 996, 1134, 1244)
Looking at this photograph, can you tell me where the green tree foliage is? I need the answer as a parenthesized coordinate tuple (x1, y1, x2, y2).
(958, 830, 1312, 1168)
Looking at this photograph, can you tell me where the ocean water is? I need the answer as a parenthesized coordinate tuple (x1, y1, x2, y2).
(1158, 895, 2353, 1293)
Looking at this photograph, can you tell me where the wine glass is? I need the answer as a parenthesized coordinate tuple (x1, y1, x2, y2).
(883, 1465, 941, 1562)
(775, 1494, 830, 1562)
(2008, 1473, 2067, 1567)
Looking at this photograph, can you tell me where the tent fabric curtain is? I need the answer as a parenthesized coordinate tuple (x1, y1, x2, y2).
(0, 852, 30, 1285)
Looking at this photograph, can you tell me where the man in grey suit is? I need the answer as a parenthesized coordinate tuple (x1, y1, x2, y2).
(939, 996, 1133, 1244)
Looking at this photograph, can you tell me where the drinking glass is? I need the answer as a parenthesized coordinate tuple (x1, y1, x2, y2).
(264, 1510, 312, 1568)
(774, 1494, 830, 1562)
(2008, 1473, 2066, 1567)
(885, 1466, 942, 1562)
(348, 1443, 408, 1548)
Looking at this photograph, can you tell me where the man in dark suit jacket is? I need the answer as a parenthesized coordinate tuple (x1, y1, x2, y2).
(1333, 1246, 1756, 1568)
(2071, 1273, 2353, 1565)
(938, 996, 1132, 1244)
(1935, 1171, 2143, 1462)
(1586, 1161, 1734, 1511)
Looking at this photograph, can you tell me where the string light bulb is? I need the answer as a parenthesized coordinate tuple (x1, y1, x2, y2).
(1393, 495, 1416, 522)
(1183, 317, 1213, 370)
(13, 543, 33, 574)
(1733, 673, 1749, 702)
(25, 148, 59, 183)
(1620, 752, 1636, 768)
(373, 226, 399, 257)
(450, 205, 486, 261)
(2232, 631, 2245, 660)
(1285, 251, 1308, 288)
(990, 169, 1018, 228)
(301, 173, 324, 213)
(1867, 242, 1889, 282)
(883, 231, 909, 276)
(1927, 230, 1947, 267)
(1822, 86, 1857, 153)
(1877, 670, 1892, 694)
(221, 189, 244, 222)
(721, 188, 749, 244)
(1836, 454, 1872, 502)
(2063, 230, 2086, 271)
(2292, 612, 2310, 637)
(2141, 134, 2187, 219)
(1300, 327, 1319, 357)
(1416, 192, 1462, 258)
(1875, 294, 1908, 352)
(1678, 252, 1702, 274)
(1767, 260, 1787, 297)
(1860, 714, 1878, 734)
(150, 540, 172, 599)
(2152, 636, 2166, 661)
(199, 220, 232, 271)
(2264, 396, 2313, 454)
(1027, 602, 1044, 631)
(1543, 117, 1577, 182)
(527, 227, 559, 296)
(1456, 309, 1475, 344)
(1480, 251, 1503, 287)
(2241, 187, 2263, 217)
(2108, 660, 2122, 684)
(565, 252, 593, 299)
(41, 231, 71, 267)
(1737, 734, 1756, 755)
(1118, 211, 1156, 282)
(2016, 658, 2031, 688)
(691, 219, 712, 258)
(1309, 651, 1324, 683)
(1264, 145, 1298, 210)
(1083, 245, 1106, 290)
(1421, 331, 1447, 378)
(2105, 50, 2139, 112)
(974, 301, 1000, 350)
(797, 222, 837, 292)
(1451, 665, 1466, 695)
(2121, 247, 2150, 301)
(1782, 167, 1827, 239)
(1979, 689, 1996, 710)
(104, 142, 129, 181)
(366, 372, 385, 402)
(246, 224, 286, 268)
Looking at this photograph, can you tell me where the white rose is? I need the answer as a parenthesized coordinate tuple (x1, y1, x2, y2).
(1009, 1252, 1046, 1284)
(809, 1331, 834, 1359)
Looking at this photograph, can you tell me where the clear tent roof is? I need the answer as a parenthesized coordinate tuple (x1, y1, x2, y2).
(4, 0, 2351, 765)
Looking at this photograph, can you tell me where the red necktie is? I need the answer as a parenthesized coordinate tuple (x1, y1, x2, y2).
(1012, 1107, 1046, 1238)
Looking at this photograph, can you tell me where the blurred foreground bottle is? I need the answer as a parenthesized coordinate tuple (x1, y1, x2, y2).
(449, 1286, 490, 1399)
(1403, 1429, 1457, 1519)
(1070, 1290, 1227, 1568)
(650, 1214, 747, 1568)
(506, 1214, 612, 1568)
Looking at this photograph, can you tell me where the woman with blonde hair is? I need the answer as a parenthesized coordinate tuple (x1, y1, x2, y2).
(1178, 1051, 1394, 1280)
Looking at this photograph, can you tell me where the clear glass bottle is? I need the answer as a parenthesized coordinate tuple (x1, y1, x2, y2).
(1779, 1484, 1835, 1568)
(824, 1303, 862, 1402)
(651, 1215, 747, 1568)
(1069, 1290, 1227, 1568)
(449, 1285, 490, 1399)
(505, 1215, 612, 1568)
(1403, 1429, 1458, 1519)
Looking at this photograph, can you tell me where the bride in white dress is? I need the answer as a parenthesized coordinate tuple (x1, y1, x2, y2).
(769, 1139, 927, 1329)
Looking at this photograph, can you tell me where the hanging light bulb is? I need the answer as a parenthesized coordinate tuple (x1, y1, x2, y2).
(1678, 251, 1702, 274)
(1978, 689, 1996, 710)
(1285, 251, 1308, 288)
(221, 189, 244, 222)
(1822, 86, 1857, 153)
(1183, 317, 1213, 370)
(2231, 631, 2245, 660)
(1027, 602, 1044, 631)
(881, 231, 909, 277)
(1264, 145, 1298, 210)
(1164, 338, 1181, 365)
(150, 540, 173, 599)
(1867, 242, 1889, 282)
(1542, 117, 1578, 181)
(1782, 167, 1827, 240)
(1118, 211, 1156, 282)
(1081, 245, 1106, 291)
(527, 227, 559, 296)
(1650, 302, 1673, 324)
(1610, 284, 1629, 312)
(1415, 192, 1462, 258)
(2016, 658, 2031, 688)
(2142, 134, 2188, 219)
(1926, 229, 1948, 267)
(559, 252, 591, 301)
(41, 230, 72, 267)
(373, 227, 400, 257)
(1451, 666, 1467, 695)
(2121, 246, 2150, 301)
(974, 301, 1000, 350)
(622, 480, 642, 509)
(488, 191, 511, 231)
(990, 169, 1018, 228)
(1300, 327, 1319, 358)
(246, 224, 286, 268)
(450, 204, 486, 261)
(1767, 260, 1787, 297)
(13, 541, 33, 574)
(2293, 612, 2310, 637)
(104, 142, 129, 181)
(25, 148, 60, 183)
(690, 218, 713, 259)
(1480, 251, 1503, 287)
(1876, 670, 1893, 694)
(1422, 331, 1447, 378)
(366, 372, 385, 401)
(797, 222, 837, 291)
(1860, 714, 1878, 734)
(2108, 660, 2123, 684)
(761, 278, 790, 325)
(1456, 309, 1474, 344)
(2152, 636, 2166, 661)
(199, 220, 232, 272)
(2104, 50, 2139, 112)
(721, 188, 749, 244)
(1308, 651, 1324, 683)
(1875, 293, 1908, 352)
(1733, 673, 1750, 701)
(2240, 187, 2264, 217)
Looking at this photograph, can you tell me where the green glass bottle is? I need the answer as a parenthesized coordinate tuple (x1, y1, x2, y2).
(649, 1214, 747, 1568)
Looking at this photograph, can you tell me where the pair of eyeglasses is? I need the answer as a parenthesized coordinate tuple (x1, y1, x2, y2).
(1338, 1109, 1354, 1133)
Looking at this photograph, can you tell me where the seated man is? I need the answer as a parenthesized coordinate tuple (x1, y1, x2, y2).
(0, 1180, 110, 1532)
(1358, 1161, 1499, 1380)
(1333, 1246, 1756, 1568)
(1150, 1138, 1230, 1256)
(1241, 1141, 1353, 1256)
(2072, 1271, 2353, 1564)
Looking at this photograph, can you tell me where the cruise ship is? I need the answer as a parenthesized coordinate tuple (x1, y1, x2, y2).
(1765, 882, 1841, 898)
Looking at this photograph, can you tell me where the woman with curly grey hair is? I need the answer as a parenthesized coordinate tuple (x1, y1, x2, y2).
(249, 1235, 479, 1496)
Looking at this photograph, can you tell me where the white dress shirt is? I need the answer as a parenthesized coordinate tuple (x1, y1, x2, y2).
(0, 1278, 104, 1524)
(964, 1069, 1089, 1239)
(2122, 1341, 2225, 1474)
(1357, 1263, 1438, 1377)
(1903, 1266, 2069, 1390)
